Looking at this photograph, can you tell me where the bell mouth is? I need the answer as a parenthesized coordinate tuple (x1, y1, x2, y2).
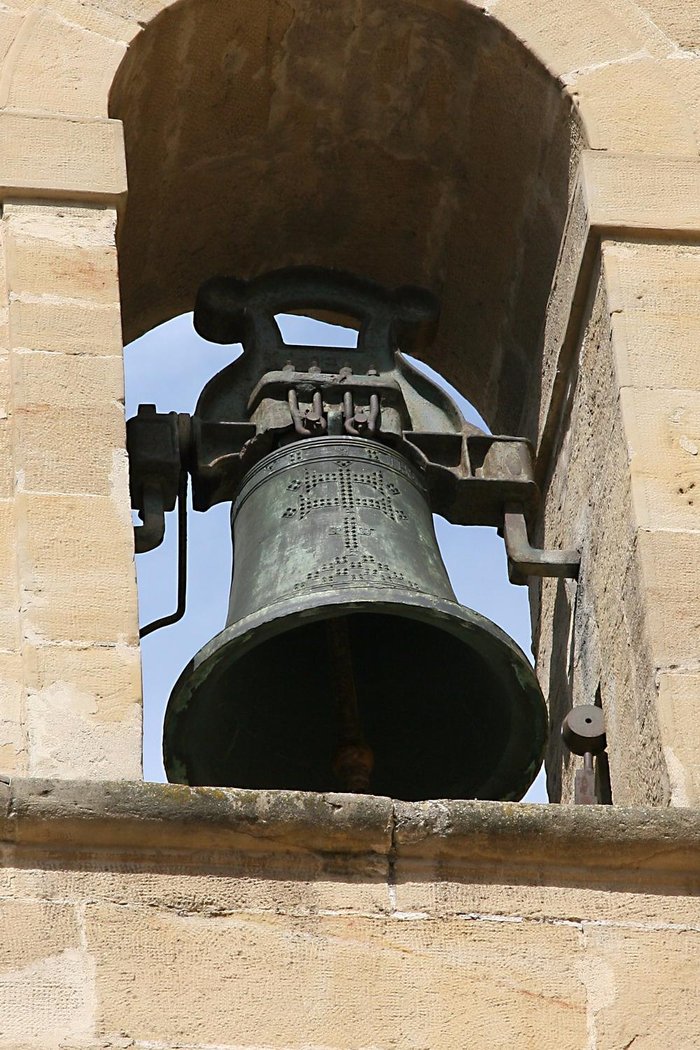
(164, 588, 547, 802)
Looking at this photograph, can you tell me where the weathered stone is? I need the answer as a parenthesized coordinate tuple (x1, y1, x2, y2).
(15, 492, 138, 645)
(585, 925, 700, 1050)
(666, 54, 700, 153)
(634, 0, 700, 51)
(493, 0, 645, 75)
(0, 900, 94, 1046)
(7, 234, 120, 305)
(392, 797, 700, 881)
(0, 783, 699, 1047)
(569, 59, 697, 153)
(11, 845, 391, 917)
(0, 654, 26, 775)
(2, 11, 125, 119)
(12, 349, 124, 409)
(4, 780, 700, 884)
(394, 870, 700, 928)
(0, 113, 126, 202)
(621, 387, 700, 531)
(657, 672, 700, 808)
(86, 905, 587, 1048)
(635, 530, 699, 669)
(23, 643, 142, 779)
(0, 504, 21, 655)
(4, 778, 395, 856)
(9, 297, 124, 356)
(604, 240, 700, 321)
(14, 403, 126, 496)
(583, 154, 700, 234)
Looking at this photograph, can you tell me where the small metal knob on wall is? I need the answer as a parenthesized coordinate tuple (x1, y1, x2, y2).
(562, 705, 606, 756)
(562, 705, 607, 805)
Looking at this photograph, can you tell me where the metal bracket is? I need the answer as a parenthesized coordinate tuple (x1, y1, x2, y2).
(562, 705, 607, 805)
(127, 409, 192, 636)
(503, 504, 580, 585)
(139, 468, 189, 639)
(126, 268, 582, 634)
(133, 480, 167, 554)
(127, 406, 182, 553)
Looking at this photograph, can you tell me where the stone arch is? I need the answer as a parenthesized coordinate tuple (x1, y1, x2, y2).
(106, 0, 584, 436)
(0, 0, 691, 430)
(0, 1, 692, 140)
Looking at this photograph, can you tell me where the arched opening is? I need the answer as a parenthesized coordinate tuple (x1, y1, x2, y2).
(110, 0, 581, 438)
(112, 0, 581, 802)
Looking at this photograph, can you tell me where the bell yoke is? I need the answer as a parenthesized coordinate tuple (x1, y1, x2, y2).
(127, 266, 580, 802)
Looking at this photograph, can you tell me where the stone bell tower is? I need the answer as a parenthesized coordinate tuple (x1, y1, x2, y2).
(0, 0, 699, 1046)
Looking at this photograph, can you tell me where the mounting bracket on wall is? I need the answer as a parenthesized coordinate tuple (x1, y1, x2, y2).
(562, 705, 608, 804)
(503, 506, 581, 586)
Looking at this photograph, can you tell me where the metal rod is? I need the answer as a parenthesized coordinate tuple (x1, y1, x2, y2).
(288, 387, 326, 435)
(574, 751, 598, 805)
(288, 388, 308, 436)
(368, 392, 381, 434)
(139, 470, 189, 639)
(342, 390, 356, 435)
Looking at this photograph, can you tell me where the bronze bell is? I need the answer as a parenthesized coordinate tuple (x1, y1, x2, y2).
(163, 436, 547, 802)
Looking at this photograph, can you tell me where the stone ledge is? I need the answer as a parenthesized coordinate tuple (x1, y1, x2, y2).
(2, 778, 700, 879)
(393, 799, 700, 882)
(0, 778, 394, 856)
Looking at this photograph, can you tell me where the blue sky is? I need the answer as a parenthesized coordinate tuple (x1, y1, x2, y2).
(125, 313, 548, 803)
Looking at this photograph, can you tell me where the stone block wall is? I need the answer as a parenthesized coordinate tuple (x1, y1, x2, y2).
(0, 0, 694, 800)
(531, 153, 700, 806)
(2, 781, 700, 1049)
(0, 3, 697, 1049)
(0, 202, 141, 780)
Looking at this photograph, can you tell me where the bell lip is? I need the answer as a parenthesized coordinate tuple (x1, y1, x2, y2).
(163, 587, 548, 802)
